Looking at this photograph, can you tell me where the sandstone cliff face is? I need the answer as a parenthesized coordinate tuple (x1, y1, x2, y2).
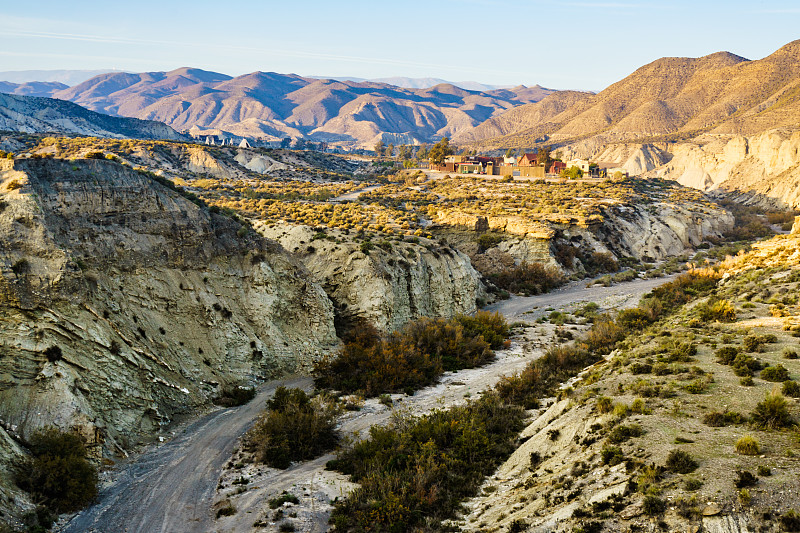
(430, 199, 732, 272)
(255, 224, 486, 332)
(652, 130, 800, 207)
(0, 159, 338, 454)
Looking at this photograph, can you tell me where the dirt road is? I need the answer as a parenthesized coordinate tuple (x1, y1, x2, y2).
(61, 275, 675, 533)
(486, 274, 678, 320)
(60, 377, 313, 533)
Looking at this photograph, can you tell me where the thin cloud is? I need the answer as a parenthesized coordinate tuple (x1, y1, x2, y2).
(0, 29, 527, 78)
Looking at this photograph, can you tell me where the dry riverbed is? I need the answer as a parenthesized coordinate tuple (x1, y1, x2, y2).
(60, 275, 672, 533)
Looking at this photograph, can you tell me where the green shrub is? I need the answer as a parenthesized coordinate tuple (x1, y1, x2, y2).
(783, 380, 800, 398)
(489, 261, 565, 296)
(735, 436, 760, 455)
(715, 346, 740, 365)
(643, 495, 666, 515)
(43, 345, 63, 363)
(703, 410, 746, 427)
(328, 393, 524, 532)
(616, 308, 654, 330)
(315, 313, 507, 396)
(269, 491, 300, 509)
(595, 396, 613, 414)
(757, 465, 772, 476)
(751, 392, 793, 429)
(16, 427, 98, 513)
(734, 470, 757, 488)
(761, 364, 790, 382)
(243, 387, 338, 469)
(743, 335, 764, 353)
(601, 445, 624, 466)
(684, 478, 703, 491)
(607, 424, 644, 444)
(784, 348, 799, 360)
(695, 299, 736, 322)
(665, 449, 698, 474)
(495, 344, 598, 408)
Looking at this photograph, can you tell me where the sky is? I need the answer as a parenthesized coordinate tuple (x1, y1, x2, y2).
(1, 0, 799, 91)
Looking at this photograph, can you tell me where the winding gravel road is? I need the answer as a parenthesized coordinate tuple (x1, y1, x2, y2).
(59, 275, 676, 533)
(60, 377, 313, 533)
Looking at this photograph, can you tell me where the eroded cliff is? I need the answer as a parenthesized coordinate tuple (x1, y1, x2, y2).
(254, 224, 486, 332)
(0, 158, 338, 457)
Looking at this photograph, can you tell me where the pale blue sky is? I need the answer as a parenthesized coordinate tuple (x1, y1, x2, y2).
(1, 0, 798, 90)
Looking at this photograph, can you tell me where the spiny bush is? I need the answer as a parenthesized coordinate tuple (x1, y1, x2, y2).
(315, 313, 507, 396)
(665, 449, 698, 474)
(761, 364, 790, 382)
(715, 346, 740, 365)
(327, 392, 524, 532)
(703, 410, 746, 427)
(601, 445, 624, 466)
(243, 387, 338, 469)
(743, 335, 765, 353)
(734, 470, 757, 488)
(783, 380, 800, 398)
(495, 344, 598, 408)
(694, 298, 736, 322)
(607, 424, 644, 444)
(489, 261, 565, 296)
(16, 427, 98, 513)
(751, 392, 793, 429)
(642, 495, 666, 515)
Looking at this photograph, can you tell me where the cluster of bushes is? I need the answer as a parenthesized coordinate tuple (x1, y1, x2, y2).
(495, 344, 599, 408)
(16, 428, 98, 514)
(314, 311, 509, 396)
(243, 387, 338, 469)
(327, 393, 525, 532)
(489, 261, 565, 296)
(213, 383, 256, 407)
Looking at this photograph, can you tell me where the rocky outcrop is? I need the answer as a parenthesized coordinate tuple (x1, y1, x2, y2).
(255, 224, 486, 332)
(233, 150, 290, 174)
(0, 159, 338, 455)
(651, 130, 800, 208)
(0, 93, 185, 140)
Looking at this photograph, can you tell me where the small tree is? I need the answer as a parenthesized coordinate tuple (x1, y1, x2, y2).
(562, 165, 583, 179)
(428, 137, 454, 166)
(374, 140, 385, 157)
(385, 143, 395, 158)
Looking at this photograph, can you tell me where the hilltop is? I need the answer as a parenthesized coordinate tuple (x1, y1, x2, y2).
(460, 41, 800, 147)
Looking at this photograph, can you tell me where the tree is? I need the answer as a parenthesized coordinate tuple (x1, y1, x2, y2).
(429, 137, 454, 165)
(563, 165, 583, 179)
(538, 145, 552, 168)
(374, 140, 385, 156)
(417, 143, 429, 160)
(398, 145, 411, 159)
(386, 143, 395, 158)
(280, 137, 291, 149)
(504, 148, 516, 159)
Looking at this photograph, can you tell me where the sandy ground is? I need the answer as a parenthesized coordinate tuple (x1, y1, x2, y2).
(58, 275, 674, 533)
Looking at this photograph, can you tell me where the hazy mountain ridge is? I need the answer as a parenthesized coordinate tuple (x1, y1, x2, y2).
(0, 81, 69, 98)
(51, 68, 553, 147)
(0, 92, 187, 141)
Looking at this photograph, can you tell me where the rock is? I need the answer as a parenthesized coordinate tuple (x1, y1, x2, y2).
(257, 224, 486, 332)
(792, 216, 800, 235)
(702, 503, 722, 516)
(703, 514, 752, 533)
(620, 499, 644, 519)
(0, 158, 338, 455)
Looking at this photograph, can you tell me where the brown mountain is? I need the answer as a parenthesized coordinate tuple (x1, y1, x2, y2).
(459, 40, 800, 148)
(53, 68, 553, 147)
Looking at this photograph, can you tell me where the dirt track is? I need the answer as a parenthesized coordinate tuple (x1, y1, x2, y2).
(60, 275, 674, 533)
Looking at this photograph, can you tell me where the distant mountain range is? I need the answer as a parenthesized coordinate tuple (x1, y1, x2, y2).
(47, 68, 553, 147)
(0, 92, 185, 140)
(309, 76, 510, 92)
(0, 69, 121, 87)
(456, 40, 800, 148)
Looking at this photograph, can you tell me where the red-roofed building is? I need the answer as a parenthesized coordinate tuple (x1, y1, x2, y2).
(549, 161, 567, 175)
(518, 152, 539, 166)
